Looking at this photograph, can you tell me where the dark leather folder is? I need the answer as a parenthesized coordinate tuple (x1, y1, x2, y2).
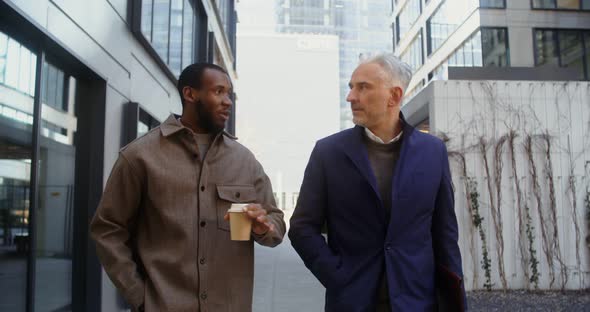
(435, 264, 465, 312)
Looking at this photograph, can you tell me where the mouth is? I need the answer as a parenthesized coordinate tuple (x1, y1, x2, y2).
(219, 111, 230, 121)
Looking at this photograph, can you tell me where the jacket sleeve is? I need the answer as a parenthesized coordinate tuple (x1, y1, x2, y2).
(90, 153, 145, 310)
(432, 142, 467, 310)
(251, 160, 286, 247)
(288, 143, 343, 288)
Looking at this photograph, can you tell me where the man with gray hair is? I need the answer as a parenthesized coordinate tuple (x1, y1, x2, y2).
(289, 53, 465, 311)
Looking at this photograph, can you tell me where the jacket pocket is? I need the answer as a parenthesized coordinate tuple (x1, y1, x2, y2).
(215, 184, 257, 231)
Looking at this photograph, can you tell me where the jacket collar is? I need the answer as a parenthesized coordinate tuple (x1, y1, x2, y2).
(160, 114, 238, 140)
(341, 112, 414, 201)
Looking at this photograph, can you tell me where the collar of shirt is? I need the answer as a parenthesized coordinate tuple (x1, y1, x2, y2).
(364, 127, 403, 144)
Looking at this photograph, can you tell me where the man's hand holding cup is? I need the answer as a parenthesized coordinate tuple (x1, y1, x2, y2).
(224, 204, 275, 240)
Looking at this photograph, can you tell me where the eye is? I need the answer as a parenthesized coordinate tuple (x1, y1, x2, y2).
(215, 89, 223, 95)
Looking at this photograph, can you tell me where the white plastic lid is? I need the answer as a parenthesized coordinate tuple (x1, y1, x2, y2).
(228, 203, 251, 213)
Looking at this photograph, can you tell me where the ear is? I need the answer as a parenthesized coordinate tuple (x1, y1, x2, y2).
(389, 86, 404, 107)
(182, 86, 199, 105)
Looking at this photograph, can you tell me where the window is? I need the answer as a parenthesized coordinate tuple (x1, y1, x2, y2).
(426, 0, 479, 55)
(169, 0, 183, 76)
(535, 30, 559, 66)
(535, 29, 590, 80)
(395, 16, 401, 43)
(401, 31, 424, 73)
(0, 28, 82, 311)
(532, 0, 589, 9)
(133, 0, 207, 78)
(482, 28, 509, 66)
(0, 32, 37, 96)
(429, 28, 507, 81)
(397, 0, 421, 42)
(480, 0, 505, 8)
(123, 103, 161, 145)
(41, 62, 68, 111)
(392, 22, 397, 52)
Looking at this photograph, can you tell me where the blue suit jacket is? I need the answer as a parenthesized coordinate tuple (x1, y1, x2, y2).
(289, 120, 465, 311)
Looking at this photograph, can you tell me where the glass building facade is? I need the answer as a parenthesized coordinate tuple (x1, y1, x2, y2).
(0, 1, 237, 311)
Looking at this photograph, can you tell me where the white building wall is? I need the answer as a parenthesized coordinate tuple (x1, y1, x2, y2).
(428, 80, 590, 290)
(236, 33, 340, 212)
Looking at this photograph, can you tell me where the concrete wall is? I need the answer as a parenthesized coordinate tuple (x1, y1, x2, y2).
(236, 33, 340, 211)
(428, 80, 590, 290)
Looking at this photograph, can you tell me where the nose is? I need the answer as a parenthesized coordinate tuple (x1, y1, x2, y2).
(346, 89, 356, 103)
(223, 93, 232, 107)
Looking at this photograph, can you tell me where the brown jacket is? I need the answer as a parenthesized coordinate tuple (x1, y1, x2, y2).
(90, 114, 285, 312)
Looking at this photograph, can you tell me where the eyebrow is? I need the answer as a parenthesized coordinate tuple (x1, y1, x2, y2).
(348, 81, 372, 89)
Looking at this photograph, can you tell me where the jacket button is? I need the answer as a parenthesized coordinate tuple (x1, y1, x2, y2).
(200, 292, 207, 300)
(235, 192, 240, 198)
(200, 186, 205, 191)
(200, 258, 206, 265)
(385, 244, 392, 251)
(200, 221, 206, 227)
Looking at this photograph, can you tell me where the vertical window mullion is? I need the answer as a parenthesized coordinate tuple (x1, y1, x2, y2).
(167, 0, 172, 64)
(556, 30, 562, 67)
(150, 0, 155, 41)
(26, 47, 44, 312)
(582, 33, 588, 79)
(179, 0, 184, 70)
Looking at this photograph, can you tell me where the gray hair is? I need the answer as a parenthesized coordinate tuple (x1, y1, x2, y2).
(360, 53, 412, 93)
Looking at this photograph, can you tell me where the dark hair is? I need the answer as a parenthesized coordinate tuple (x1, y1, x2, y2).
(177, 63, 228, 107)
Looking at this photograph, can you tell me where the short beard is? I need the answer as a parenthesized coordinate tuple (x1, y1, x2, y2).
(196, 100, 224, 133)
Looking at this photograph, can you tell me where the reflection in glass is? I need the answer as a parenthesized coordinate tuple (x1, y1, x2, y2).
(5, 38, 20, 89)
(535, 30, 559, 66)
(532, 0, 556, 8)
(182, 0, 194, 68)
(558, 31, 584, 79)
(480, 0, 505, 8)
(169, 0, 183, 76)
(0, 32, 6, 84)
(400, 32, 423, 73)
(34, 66, 77, 312)
(585, 32, 590, 79)
(138, 108, 161, 138)
(153, 0, 170, 62)
(557, 0, 579, 9)
(141, 0, 153, 41)
(397, 0, 421, 41)
(482, 28, 509, 67)
(0, 30, 33, 312)
(584, 0, 590, 9)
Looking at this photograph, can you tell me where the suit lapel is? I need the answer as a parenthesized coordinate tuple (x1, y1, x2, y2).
(391, 116, 415, 199)
(342, 126, 380, 201)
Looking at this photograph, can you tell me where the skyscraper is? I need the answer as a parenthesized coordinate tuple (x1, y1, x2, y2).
(275, 0, 393, 129)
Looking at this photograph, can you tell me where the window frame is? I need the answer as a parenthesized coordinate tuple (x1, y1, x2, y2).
(130, 0, 209, 83)
(479, 0, 506, 8)
(533, 27, 590, 80)
(530, 0, 590, 11)
(481, 27, 510, 67)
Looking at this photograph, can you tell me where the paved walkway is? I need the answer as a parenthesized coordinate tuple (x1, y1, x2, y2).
(253, 237, 590, 312)
(253, 236, 325, 312)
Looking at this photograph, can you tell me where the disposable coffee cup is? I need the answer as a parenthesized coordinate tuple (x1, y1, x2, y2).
(228, 204, 253, 241)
